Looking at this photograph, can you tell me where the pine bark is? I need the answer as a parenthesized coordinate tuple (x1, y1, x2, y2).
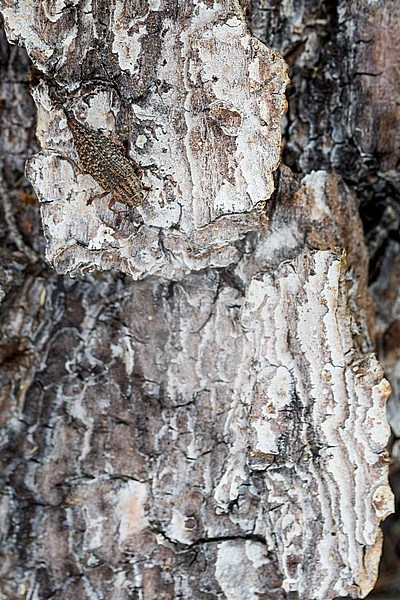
(0, 1, 398, 599)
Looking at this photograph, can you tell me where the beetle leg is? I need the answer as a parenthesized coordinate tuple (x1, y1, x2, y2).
(87, 190, 110, 205)
(108, 196, 130, 215)
(55, 153, 86, 176)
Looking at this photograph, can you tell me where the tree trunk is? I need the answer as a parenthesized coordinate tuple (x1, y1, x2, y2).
(0, 1, 398, 599)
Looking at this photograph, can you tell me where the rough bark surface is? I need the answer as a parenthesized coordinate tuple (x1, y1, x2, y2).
(249, 1, 400, 596)
(3, 0, 288, 279)
(0, 0, 398, 599)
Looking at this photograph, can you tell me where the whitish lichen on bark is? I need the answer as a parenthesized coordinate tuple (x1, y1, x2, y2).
(215, 247, 392, 596)
(3, 0, 288, 279)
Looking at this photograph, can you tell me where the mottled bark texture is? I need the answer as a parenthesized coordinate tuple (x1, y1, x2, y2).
(0, 0, 398, 599)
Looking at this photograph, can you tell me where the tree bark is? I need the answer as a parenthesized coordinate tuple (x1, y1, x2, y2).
(0, 1, 398, 599)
